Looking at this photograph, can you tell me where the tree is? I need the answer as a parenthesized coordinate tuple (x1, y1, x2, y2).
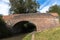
(48, 5, 60, 16)
(48, 5, 60, 22)
(0, 15, 11, 38)
(9, 0, 40, 14)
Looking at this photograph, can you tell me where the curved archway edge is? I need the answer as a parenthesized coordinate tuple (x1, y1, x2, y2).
(11, 21, 37, 34)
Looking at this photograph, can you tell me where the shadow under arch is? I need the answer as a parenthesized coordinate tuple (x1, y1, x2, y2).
(11, 21, 36, 34)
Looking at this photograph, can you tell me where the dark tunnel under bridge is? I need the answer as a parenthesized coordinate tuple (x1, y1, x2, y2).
(10, 21, 37, 34)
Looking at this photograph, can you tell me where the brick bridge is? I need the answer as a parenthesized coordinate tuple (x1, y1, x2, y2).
(2, 13, 59, 32)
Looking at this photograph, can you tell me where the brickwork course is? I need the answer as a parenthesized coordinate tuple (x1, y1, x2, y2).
(2, 13, 60, 32)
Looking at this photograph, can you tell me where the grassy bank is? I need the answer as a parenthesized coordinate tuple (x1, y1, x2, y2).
(23, 33, 32, 40)
(23, 26, 60, 40)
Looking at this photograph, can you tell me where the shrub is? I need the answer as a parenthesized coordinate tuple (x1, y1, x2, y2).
(0, 16, 11, 38)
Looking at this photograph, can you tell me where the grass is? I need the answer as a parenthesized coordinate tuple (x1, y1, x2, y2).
(23, 33, 32, 40)
(35, 27, 60, 40)
(23, 26, 60, 40)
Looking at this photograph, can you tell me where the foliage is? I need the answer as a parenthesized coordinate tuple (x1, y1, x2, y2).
(0, 14, 2, 19)
(9, 0, 40, 14)
(48, 5, 60, 16)
(0, 15, 11, 38)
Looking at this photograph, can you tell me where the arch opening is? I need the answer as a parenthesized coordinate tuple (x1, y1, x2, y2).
(11, 21, 36, 34)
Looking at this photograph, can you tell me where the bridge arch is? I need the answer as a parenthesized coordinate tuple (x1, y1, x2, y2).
(11, 21, 36, 34)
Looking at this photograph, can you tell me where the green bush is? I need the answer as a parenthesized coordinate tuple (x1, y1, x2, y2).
(0, 16, 11, 38)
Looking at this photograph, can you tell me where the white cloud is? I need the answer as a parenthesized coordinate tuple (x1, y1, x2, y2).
(0, 0, 10, 15)
(0, 0, 60, 15)
(40, 6, 49, 13)
(40, 0, 50, 9)
(40, 0, 57, 13)
(2, 0, 9, 3)
(0, 2, 9, 15)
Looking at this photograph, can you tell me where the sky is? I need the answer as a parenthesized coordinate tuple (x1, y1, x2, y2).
(0, 0, 60, 15)
(37, 0, 60, 13)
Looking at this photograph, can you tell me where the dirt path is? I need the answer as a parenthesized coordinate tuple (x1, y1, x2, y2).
(31, 31, 36, 40)
(31, 33, 35, 40)
(1, 33, 28, 40)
